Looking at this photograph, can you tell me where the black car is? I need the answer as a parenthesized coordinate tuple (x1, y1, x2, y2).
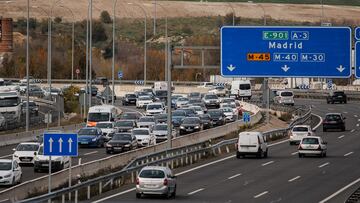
(153, 90, 167, 102)
(323, 113, 346, 132)
(21, 101, 39, 116)
(207, 109, 226, 126)
(188, 92, 202, 99)
(122, 94, 137, 106)
(172, 110, 186, 127)
(119, 112, 141, 122)
(326, 91, 347, 104)
(199, 114, 212, 129)
(105, 133, 137, 154)
(179, 117, 202, 135)
(177, 108, 197, 117)
(27, 85, 44, 98)
(114, 120, 136, 132)
(154, 113, 167, 124)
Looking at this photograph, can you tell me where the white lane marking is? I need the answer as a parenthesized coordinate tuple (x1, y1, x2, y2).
(312, 113, 323, 130)
(327, 108, 334, 111)
(358, 119, 360, 122)
(357, 124, 360, 127)
(261, 161, 274, 166)
(254, 191, 269, 198)
(291, 152, 299, 155)
(318, 162, 330, 168)
(344, 111, 348, 114)
(355, 115, 358, 118)
(0, 154, 12, 159)
(268, 139, 290, 147)
(338, 135, 345, 139)
(288, 176, 301, 182)
(78, 158, 82, 165)
(351, 129, 356, 133)
(84, 151, 98, 156)
(319, 177, 360, 203)
(0, 199, 9, 203)
(228, 173, 242, 180)
(92, 188, 135, 203)
(344, 152, 354, 157)
(188, 188, 204, 195)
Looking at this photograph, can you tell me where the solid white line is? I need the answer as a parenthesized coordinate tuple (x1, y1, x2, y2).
(254, 191, 269, 198)
(288, 176, 301, 182)
(357, 124, 360, 127)
(92, 188, 135, 203)
(355, 115, 358, 118)
(0, 154, 12, 159)
(319, 177, 360, 203)
(351, 129, 356, 133)
(188, 188, 204, 195)
(318, 162, 330, 168)
(312, 113, 323, 130)
(228, 173, 242, 180)
(84, 151, 98, 156)
(291, 151, 299, 155)
(344, 152, 354, 157)
(338, 135, 345, 139)
(0, 199, 9, 203)
(344, 112, 348, 114)
(261, 161, 274, 166)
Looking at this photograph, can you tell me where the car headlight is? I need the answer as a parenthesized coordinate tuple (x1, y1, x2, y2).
(106, 143, 112, 147)
(194, 126, 200, 129)
(180, 126, 185, 129)
(92, 138, 97, 142)
(54, 157, 62, 161)
(4, 173, 12, 178)
(219, 117, 223, 120)
(205, 100, 210, 103)
(34, 156, 39, 161)
(124, 144, 131, 147)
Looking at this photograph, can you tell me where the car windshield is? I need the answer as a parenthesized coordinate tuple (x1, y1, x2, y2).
(115, 121, 133, 127)
(88, 112, 110, 122)
(205, 95, 218, 99)
(139, 117, 154, 122)
(126, 94, 136, 98)
(147, 104, 162, 110)
(154, 125, 167, 131)
(0, 162, 12, 171)
(239, 84, 251, 90)
(189, 92, 200, 97)
(223, 99, 235, 103)
(133, 129, 149, 135)
(293, 127, 309, 132)
(16, 144, 39, 151)
(177, 98, 188, 102)
(138, 96, 151, 101)
(221, 108, 232, 112)
(139, 169, 165, 178)
(121, 113, 139, 120)
(325, 114, 341, 121)
(96, 123, 113, 128)
(0, 97, 20, 107)
(200, 115, 211, 121)
(155, 91, 167, 97)
(281, 92, 293, 97)
(302, 138, 319, 144)
(173, 111, 186, 117)
(333, 92, 344, 96)
(208, 111, 222, 117)
(112, 134, 131, 141)
(183, 118, 200, 124)
(78, 129, 98, 136)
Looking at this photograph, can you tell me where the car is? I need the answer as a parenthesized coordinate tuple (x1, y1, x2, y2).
(118, 112, 141, 122)
(289, 125, 314, 145)
(42, 87, 63, 97)
(136, 166, 177, 199)
(171, 95, 183, 108)
(220, 107, 237, 122)
(12, 142, 40, 165)
(137, 116, 156, 129)
(77, 127, 105, 147)
(202, 93, 220, 109)
(197, 82, 214, 88)
(95, 77, 109, 85)
(327, 91, 347, 104)
(188, 92, 202, 99)
(0, 159, 22, 186)
(236, 131, 268, 159)
(34, 145, 70, 172)
(208, 86, 227, 97)
(145, 102, 165, 116)
(179, 117, 202, 135)
(96, 122, 116, 141)
(323, 113, 346, 132)
(105, 133, 137, 154)
(21, 101, 39, 116)
(177, 107, 197, 117)
(27, 85, 45, 98)
(172, 110, 186, 127)
(90, 86, 98, 96)
(298, 136, 327, 158)
(189, 106, 204, 115)
(154, 113, 167, 124)
(97, 87, 116, 103)
(152, 124, 172, 143)
(198, 114, 212, 129)
(153, 90, 168, 102)
(175, 97, 189, 109)
(122, 94, 137, 106)
(221, 98, 236, 105)
(221, 103, 239, 117)
(114, 120, 136, 132)
(187, 98, 203, 107)
(207, 109, 226, 126)
(132, 128, 156, 147)
(136, 96, 153, 109)
(274, 90, 294, 106)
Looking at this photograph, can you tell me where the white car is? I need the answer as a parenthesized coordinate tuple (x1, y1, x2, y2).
(137, 116, 156, 129)
(221, 98, 236, 105)
(221, 103, 239, 116)
(34, 145, 70, 172)
(197, 82, 214, 88)
(96, 122, 116, 141)
(0, 159, 22, 186)
(221, 107, 237, 122)
(289, 125, 314, 145)
(13, 142, 40, 165)
(208, 86, 227, 97)
(132, 128, 156, 147)
(298, 136, 327, 158)
(175, 97, 189, 109)
(136, 96, 153, 108)
(236, 131, 268, 158)
(42, 87, 62, 97)
(190, 106, 204, 115)
(274, 90, 294, 106)
(145, 102, 165, 116)
(0, 114, 5, 128)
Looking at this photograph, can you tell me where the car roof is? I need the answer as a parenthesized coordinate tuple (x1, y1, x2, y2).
(133, 128, 150, 131)
(302, 136, 320, 139)
(81, 127, 100, 130)
(325, 113, 342, 116)
(97, 121, 113, 124)
(19, 142, 40, 145)
(292, 125, 310, 128)
(0, 159, 13, 163)
(141, 166, 170, 171)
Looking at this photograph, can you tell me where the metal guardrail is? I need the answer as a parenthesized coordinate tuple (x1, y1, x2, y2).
(345, 187, 360, 203)
(17, 106, 311, 203)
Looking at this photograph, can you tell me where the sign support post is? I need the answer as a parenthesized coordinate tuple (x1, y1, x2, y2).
(48, 155, 52, 203)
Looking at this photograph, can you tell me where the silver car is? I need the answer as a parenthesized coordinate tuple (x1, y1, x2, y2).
(136, 166, 177, 198)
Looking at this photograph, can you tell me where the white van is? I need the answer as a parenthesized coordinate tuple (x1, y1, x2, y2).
(236, 131, 268, 158)
(230, 80, 252, 100)
(86, 105, 120, 127)
(274, 90, 294, 106)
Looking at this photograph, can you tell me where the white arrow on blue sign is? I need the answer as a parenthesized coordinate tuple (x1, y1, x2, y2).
(243, 112, 251, 123)
(44, 133, 78, 156)
(118, 71, 123, 79)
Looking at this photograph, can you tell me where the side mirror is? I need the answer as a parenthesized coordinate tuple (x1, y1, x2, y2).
(34, 152, 37, 156)
(84, 118, 87, 122)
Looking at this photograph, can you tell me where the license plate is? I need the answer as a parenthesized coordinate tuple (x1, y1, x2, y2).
(338, 96, 342, 98)
(114, 147, 122, 150)
(81, 142, 88, 144)
(186, 129, 192, 131)
(42, 164, 49, 167)
(144, 184, 157, 188)
(22, 159, 30, 162)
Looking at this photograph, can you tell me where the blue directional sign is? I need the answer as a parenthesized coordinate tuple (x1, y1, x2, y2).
(355, 27, 360, 41)
(44, 133, 78, 156)
(117, 71, 123, 79)
(243, 112, 251, 123)
(221, 26, 352, 78)
(356, 42, 360, 78)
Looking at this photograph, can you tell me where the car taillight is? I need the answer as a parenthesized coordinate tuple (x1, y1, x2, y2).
(136, 178, 140, 185)
(163, 178, 168, 186)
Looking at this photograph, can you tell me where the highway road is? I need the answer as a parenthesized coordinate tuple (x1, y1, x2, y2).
(88, 98, 360, 203)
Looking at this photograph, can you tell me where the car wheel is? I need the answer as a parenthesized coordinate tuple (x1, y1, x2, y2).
(257, 149, 263, 158)
(323, 128, 327, 132)
(136, 193, 141, 199)
(298, 153, 303, 158)
(236, 151, 241, 159)
(341, 127, 345, 132)
(12, 177, 15, 186)
(264, 150, 268, 158)
(172, 186, 177, 198)
(323, 152, 327, 157)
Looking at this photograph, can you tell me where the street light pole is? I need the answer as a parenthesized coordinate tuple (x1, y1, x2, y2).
(26, 0, 29, 132)
(153, 3, 168, 81)
(320, 0, 324, 25)
(112, 0, 118, 106)
(89, 0, 93, 107)
(227, 2, 235, 26)
(248, 1, 266, 26)
(153, 0, 156, 36)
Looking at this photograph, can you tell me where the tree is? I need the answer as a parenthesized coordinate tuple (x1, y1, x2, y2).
(215, 15, 223, 30)
(92, 21, 108, 42)
(224, 12, 240, 25)
(100, 11, 112, 24)
(54, 17, 62, 24)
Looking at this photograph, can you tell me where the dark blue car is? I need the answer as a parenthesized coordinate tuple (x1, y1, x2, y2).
(78, 127, 105, 148)
(172, 110, 186, 127)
